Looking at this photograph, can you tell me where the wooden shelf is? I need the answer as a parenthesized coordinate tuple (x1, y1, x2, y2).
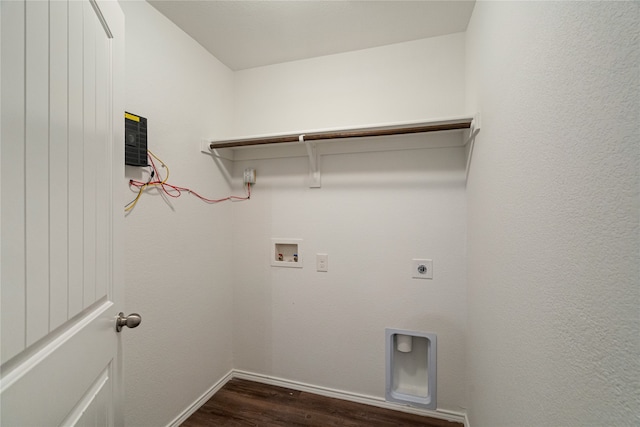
(207, 117, 474, 150)
(201, 115, 480, 188)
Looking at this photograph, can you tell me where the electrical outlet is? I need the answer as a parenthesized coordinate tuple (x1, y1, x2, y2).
(243, 168, 256, 184)
(411, 259, 433, 279)
(316, 253, 328, 272)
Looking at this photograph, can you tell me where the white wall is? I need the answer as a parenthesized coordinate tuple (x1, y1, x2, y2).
(118, 2, 639, 424)
(230, 35, 469, 413)
(119, 2, 235, 426)
(233, 33, 467, 135)
(465, 2, 639, 426)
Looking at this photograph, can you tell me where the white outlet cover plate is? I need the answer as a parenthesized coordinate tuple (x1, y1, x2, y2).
(412, 259, 433, 279)
(316, 253, 328, 272)
(243, 168, 256, 184)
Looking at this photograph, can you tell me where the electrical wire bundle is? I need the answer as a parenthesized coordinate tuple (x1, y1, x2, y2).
(125, 150, 250, 212)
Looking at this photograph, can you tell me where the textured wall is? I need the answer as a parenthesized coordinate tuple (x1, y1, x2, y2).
(120, 2, 235, 426)
(465, 2, 639, 426)
(230, 36, 469, 413)
(117, 2, 640, 424)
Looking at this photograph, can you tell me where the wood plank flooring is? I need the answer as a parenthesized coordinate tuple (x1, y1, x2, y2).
(181, 378, 463, 427)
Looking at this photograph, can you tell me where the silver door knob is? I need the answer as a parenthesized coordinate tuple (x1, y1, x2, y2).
(116, 312, 142, 332)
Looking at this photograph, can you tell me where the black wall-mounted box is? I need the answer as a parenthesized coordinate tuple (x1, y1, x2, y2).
(124, 112, 148, 166)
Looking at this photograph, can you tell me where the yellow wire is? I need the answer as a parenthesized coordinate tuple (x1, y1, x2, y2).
(124, 185, 145, 212)
(147, 149, 170, 185)
(124, 150, 170, 212)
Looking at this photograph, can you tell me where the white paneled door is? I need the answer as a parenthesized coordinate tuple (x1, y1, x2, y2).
(1, 0, 126, 425)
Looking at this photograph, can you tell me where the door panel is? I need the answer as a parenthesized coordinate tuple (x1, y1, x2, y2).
(65, 367, 112, 427)
(82, 0, 98, 309)
(0, 0, 125, 425)
(1, 302, 116, 426)
(68, 0, 87, 318)
(0, 0, 27, 364)
(49, 0, 70, 331)
(24, 0, 51, 347)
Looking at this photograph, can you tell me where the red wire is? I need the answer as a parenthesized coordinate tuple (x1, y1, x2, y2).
(128, 154, 251, 205)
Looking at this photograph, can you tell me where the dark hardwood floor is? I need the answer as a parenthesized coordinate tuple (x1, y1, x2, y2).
(181, 378, 463, 427)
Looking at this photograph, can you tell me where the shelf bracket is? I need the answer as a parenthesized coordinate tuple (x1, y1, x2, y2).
(300, 134, 321, 188)
(463, 113, 481, 146)
(465, 113, 482, 182)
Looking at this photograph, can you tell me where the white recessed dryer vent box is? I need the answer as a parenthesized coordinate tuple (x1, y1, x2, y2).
(271, 238, 303, 268)
(385, 328, 437, 410)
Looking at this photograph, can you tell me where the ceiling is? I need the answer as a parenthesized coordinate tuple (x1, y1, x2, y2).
(147, 0, 476, 71)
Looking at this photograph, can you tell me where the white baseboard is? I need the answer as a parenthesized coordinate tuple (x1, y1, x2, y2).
(166, 370, 234, 427)
(167, 369, 466, 427)
(233, 370, 466, 425)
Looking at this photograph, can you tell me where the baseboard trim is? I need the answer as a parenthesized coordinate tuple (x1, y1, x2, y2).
(233, 370, 466, 425)
(167, 369, 466, 426)
(166, 369, 234, 427)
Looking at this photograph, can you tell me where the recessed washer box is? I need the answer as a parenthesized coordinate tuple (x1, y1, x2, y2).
(385, 328, 437, 409)
(271, 238, 303, 268)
